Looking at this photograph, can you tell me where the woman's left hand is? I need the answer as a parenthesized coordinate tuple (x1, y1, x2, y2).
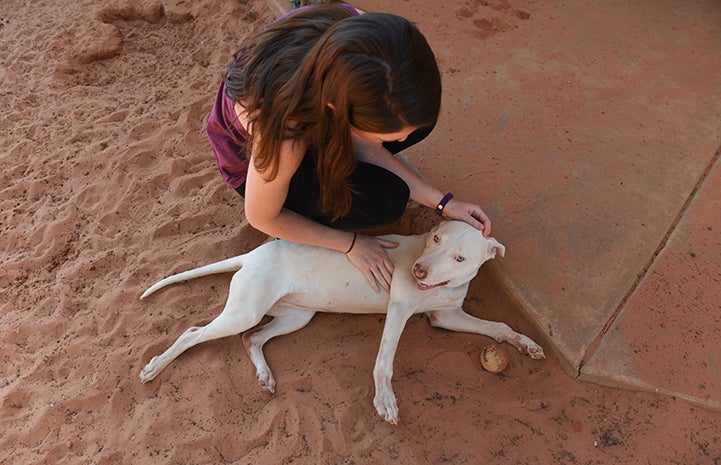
(441, 199, 492, 237)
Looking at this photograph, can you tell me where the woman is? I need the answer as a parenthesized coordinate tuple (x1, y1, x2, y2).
(206, 4, 492, 292)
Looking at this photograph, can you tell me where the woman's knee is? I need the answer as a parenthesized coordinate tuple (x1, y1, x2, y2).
(349, 163, 409, 226)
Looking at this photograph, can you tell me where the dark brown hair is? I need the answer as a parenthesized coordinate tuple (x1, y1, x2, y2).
(225, 6, 442, 219)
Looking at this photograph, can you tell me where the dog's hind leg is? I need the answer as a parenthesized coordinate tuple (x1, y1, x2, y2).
(241, 306, 315, 393)
(140, 275, 279, 383)
(425, 309, 545, 360)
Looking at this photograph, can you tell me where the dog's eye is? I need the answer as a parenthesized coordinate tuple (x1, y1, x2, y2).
(433, 235, 440, 243)
(455, 255, 465, 262)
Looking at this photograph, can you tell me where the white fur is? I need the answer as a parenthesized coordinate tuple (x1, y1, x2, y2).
(139, 220, 544, 424)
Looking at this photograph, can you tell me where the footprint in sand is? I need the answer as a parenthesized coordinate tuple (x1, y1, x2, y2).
(456, 0, 531, 40)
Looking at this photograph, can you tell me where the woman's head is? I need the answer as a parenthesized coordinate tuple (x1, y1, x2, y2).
(236, 7, 442, 218)
(224, 5, 354, 106)
(295, 12, 441, 217)
(307, 12, 442, 135)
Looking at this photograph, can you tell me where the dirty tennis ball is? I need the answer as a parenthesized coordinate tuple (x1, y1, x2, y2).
(480, 344, 509, 373)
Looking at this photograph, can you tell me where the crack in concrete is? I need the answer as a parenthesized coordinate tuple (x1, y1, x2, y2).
(579, 143, 721, 374)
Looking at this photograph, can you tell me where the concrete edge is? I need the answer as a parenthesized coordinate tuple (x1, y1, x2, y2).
(580, 368, 721, 413)
(483, 261, 581, 378)
(264, 0, 290, 17)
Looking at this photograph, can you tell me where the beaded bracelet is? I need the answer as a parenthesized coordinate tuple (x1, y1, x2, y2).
(345, 232, 357, 254)
(435, 192, 454, 216)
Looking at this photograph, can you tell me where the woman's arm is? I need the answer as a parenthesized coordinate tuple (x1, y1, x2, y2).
(243, 137, 398, 292)
(243, 138, 351, 251)
(352, 138, 492, 236)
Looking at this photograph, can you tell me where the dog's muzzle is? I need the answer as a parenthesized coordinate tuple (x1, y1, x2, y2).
(413, 263, 449, 290)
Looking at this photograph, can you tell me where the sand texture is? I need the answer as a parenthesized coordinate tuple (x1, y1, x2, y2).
(2, 0, 720, 463)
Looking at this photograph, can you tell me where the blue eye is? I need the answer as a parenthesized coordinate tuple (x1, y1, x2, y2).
(455, 256, 465, 262)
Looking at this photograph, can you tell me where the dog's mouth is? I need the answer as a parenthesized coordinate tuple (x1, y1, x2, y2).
(416, 280, 450, 291)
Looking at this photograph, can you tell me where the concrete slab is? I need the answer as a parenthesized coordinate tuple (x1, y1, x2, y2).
(429, 4, 721, 411)
(268, 1, 721, 408)
(422, 2, 721, 373)
(582, 152, 721, 409)
(361, 0, 721, 378)
(264, 0, 290, 17)
(359, 0, 721, 402)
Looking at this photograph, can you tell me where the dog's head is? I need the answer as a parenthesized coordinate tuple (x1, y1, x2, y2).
(412, 221, 505, 291)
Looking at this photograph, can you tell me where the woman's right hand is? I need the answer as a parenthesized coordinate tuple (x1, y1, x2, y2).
(345, 234, 399, 293)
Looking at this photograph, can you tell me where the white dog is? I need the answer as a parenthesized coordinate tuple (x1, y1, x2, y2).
(139, 220, 544, 424)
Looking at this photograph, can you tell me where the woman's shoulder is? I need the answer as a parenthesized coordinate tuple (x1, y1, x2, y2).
(233, 101, 252, 133)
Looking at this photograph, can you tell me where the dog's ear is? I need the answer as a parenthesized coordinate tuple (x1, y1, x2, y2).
(487, 237, 506, 258)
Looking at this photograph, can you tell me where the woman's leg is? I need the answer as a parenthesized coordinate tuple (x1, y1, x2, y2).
(281, 152, 409, 230)
(333, 124, 434, 228)
(328, 162, 410, 230)
(235, 124, 433, 229)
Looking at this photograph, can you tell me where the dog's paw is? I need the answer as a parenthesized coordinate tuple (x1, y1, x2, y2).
(501, 333, 546, 360)
(139, 356, 161, 383)
(256, 369, 276, 394)
(373, 391, 399, 425)
(514, 335, 545, 360)
(527, 343, 545, 360)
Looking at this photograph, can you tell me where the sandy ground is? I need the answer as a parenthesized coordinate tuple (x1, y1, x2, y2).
(2, 0, 720, 463)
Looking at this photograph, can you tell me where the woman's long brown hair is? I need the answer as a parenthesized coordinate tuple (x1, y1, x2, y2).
(224, 6, 442, 220)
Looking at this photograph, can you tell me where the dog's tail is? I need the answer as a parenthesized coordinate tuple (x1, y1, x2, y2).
(140, 255, 246, 300)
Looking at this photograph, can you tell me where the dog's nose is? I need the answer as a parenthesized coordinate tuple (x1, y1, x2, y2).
(413, 263, 427, 280)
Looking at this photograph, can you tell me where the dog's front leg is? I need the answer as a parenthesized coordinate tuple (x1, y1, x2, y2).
(426, 308, 545, 359)
(373, 303, 415, 425)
